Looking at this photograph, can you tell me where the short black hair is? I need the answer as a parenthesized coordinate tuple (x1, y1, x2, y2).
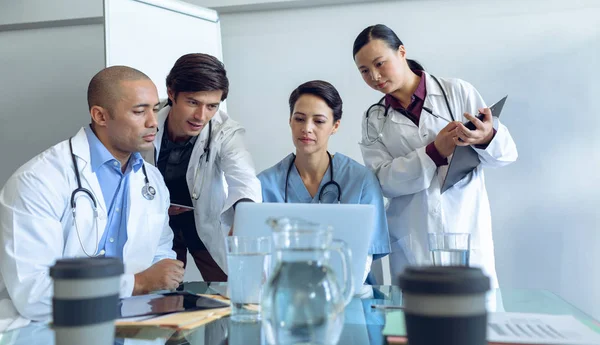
(166, 53, 229, 106)
(353, 24, 425, 71)
(288, 80, 343, 122)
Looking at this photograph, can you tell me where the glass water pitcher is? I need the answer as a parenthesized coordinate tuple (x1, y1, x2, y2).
(261, 217, 354, 345)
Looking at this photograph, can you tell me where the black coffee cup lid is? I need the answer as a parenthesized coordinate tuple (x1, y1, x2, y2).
(50, 257, 124, 279)
(399, 266, 490, 295)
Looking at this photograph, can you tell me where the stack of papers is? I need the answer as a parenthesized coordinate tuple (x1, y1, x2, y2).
(383, 311, 600, 345)
(488, 313, 600, 345)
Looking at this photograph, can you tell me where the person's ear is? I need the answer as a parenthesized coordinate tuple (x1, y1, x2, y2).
(90, 106, 110, 127)
(397, 45, 407, 59)
(331, 119, 341, 135)
(167, 88, 176, 104)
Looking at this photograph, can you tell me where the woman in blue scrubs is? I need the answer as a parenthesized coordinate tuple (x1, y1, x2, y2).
(258, 80, 390, 284)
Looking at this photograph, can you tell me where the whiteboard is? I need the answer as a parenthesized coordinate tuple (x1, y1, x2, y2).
(104, 0, 223, 100)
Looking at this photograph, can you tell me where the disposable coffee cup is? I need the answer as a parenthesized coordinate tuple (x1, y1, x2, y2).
(50, 257, 123, 345)
(398, 266, 490, 345)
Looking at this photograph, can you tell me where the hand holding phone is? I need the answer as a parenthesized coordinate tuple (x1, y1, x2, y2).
(463, 112, 486, 131)
(456, 108, 493, 145)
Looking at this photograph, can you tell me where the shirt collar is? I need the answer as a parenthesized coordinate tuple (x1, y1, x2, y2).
(84, 125, 144, 173)
(161, 115, 199, 149)
(384, 69, 427, 110)
(129, 152, 144, 173)
(84, 125, 117, 173)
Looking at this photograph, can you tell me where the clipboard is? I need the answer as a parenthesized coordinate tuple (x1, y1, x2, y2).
(441, 96, 508, 193)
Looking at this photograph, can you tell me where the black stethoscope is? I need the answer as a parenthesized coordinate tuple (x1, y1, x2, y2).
(68, 137, 155, 257)
(191, 120, 212, 200)
(364, 74, 455, 144)
(284, 151, 341, 203)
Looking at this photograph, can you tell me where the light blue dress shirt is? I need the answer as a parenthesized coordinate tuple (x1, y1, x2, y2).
(84, 126, 144, 259)
(258, 153, 391, 260)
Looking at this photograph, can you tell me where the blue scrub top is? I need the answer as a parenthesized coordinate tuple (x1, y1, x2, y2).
(258, 153, 390, 259)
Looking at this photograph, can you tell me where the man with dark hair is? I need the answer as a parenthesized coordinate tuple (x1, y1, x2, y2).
(0, 66, 183, 331)
(143, 53, 261, 281)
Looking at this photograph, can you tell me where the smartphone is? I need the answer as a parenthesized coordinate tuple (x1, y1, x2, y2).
(464, 113, 485, 131)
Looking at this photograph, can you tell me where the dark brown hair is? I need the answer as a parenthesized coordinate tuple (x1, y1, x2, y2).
(166, 53, 229, 106)
(289, 80, 343, 122)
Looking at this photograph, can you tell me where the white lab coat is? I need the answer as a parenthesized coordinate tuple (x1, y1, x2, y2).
(144, 106, 262, 274)
(360, 72, 518, 288)
(0, 128, 176, 332)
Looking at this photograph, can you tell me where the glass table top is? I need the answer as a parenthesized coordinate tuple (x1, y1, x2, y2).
(1, 283, 598, 345)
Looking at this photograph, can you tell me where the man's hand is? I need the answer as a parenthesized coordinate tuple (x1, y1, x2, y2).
(454, 108, 494, 146)
(434, 121, 460, 158)
(133, 259, 185, 295)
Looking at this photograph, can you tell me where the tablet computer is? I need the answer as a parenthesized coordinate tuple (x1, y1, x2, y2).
(118, 291, 229, 318)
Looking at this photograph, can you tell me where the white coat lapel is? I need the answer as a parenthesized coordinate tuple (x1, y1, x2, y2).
(125, 167, 146, 249)
(67, 128, 108, 255)
(70, 128, 108, 222)
(186, 115, 213, 202)
(424, 73, 456, 122)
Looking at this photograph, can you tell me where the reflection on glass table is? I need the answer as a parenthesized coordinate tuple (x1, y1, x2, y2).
(1, 283, 598, 345)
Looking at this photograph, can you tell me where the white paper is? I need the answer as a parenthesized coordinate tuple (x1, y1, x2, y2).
(488, 312, 600, 345)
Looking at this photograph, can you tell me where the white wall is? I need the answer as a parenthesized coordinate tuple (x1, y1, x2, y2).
(0, 24, 105, 185)
(0, 0, 105, 185)
(0, 0, 103, 25)
(216, 0, 600, 319)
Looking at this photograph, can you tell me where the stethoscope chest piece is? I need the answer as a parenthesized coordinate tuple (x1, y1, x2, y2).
(140, 164, 156, 200)
(142, 184, 156, 201)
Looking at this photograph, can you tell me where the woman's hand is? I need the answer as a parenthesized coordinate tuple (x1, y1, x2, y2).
(434, 121, 460, 158)
(454, 108, 494, 146)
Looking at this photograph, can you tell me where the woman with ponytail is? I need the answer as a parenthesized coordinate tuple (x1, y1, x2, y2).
(353, 24, 518, 288)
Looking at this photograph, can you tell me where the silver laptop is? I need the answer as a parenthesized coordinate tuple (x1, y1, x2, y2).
(233, 203, 375, 295)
